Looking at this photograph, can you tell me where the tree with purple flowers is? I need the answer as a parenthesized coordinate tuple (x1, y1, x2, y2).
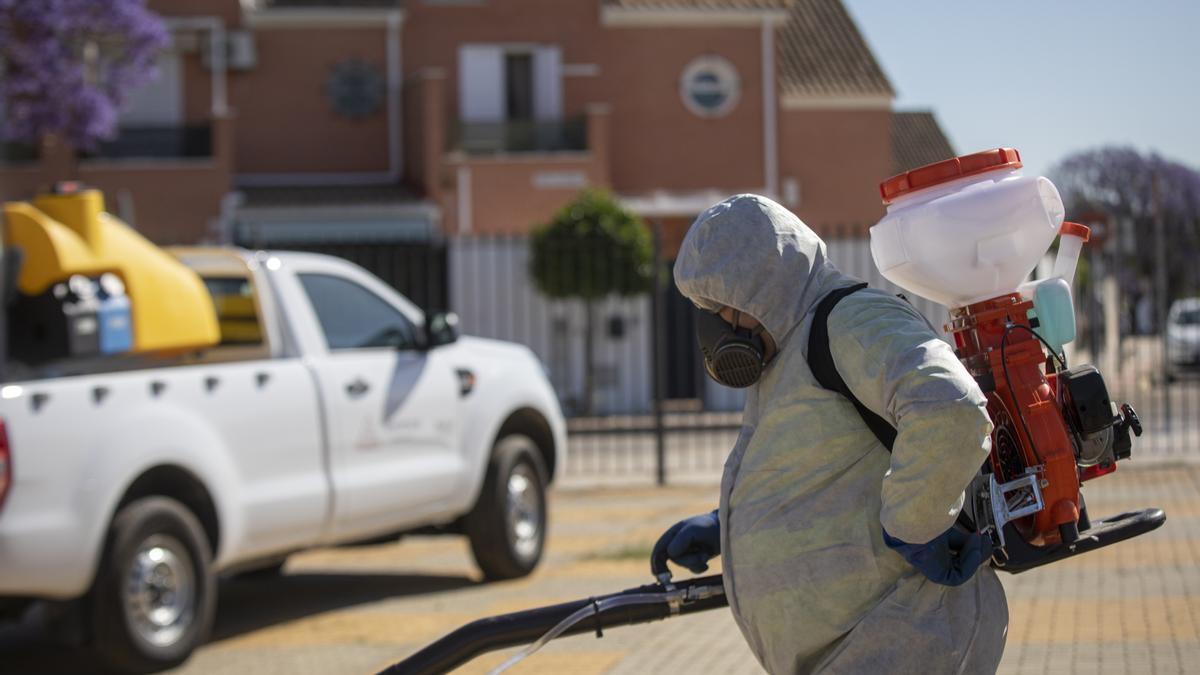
(1053, 147, 1200, 230)
(1051, 146, 1200, 329)
(0, 0, 169, 150)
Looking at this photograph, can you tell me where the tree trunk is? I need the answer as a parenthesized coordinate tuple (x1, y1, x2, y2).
(583, 299, 595, 416)
(38, 134, 81, 182)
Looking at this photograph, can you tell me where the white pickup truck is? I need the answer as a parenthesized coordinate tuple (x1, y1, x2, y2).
(0, 247, 566, 672)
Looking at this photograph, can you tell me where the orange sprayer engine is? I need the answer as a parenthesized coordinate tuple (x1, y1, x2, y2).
(948, 292, 1160, 571)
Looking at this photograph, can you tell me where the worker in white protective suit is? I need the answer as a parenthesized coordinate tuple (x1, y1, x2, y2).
(650, 194, 1008, 674)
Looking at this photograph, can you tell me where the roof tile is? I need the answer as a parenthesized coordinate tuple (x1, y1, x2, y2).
(603, 0, 791, 10)
(891, 111, 957, 175)
(779, 0, 894, 99)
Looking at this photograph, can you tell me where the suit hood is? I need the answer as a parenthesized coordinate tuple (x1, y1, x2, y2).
(673, 194, 856, 349)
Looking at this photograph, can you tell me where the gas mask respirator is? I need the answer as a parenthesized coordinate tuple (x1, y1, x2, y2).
(694, 307, 768, 388)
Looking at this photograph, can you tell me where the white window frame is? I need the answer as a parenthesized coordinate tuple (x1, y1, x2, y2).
(679, 55, 741, 118)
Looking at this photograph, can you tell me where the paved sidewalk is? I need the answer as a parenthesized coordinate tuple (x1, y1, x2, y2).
(2, 463, 1196, 674)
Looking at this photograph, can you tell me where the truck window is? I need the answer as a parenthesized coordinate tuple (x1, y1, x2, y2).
(203, 276, 262, 345)
(1175, 308, 1200, 326)
(298, 273, 419, 351)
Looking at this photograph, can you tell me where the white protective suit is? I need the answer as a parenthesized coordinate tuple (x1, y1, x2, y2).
(673, 195, 1008, 674)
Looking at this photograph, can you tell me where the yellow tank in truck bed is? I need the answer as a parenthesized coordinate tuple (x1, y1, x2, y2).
(2, 187, 219, 353)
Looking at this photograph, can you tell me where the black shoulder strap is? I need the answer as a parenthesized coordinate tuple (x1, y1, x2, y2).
(808, 283, 898, 452)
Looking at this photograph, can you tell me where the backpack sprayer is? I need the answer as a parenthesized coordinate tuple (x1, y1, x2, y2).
(872, 148, 1165, 568)
(380, 149, 1166, 673)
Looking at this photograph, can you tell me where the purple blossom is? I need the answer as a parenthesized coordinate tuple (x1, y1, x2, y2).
(1051, 146, 1200, 294)
(0, 0, 169, 150)
(1052, 147, 1200, 226)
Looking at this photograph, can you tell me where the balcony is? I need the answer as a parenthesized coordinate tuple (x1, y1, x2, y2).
(80, 125, 214, 161)
(0, 141, 39, 165)
(0, 116, 234, 245)
(454, 117, 587, 155)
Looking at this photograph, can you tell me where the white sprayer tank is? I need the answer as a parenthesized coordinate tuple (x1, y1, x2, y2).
(870, 148, 1066, 309)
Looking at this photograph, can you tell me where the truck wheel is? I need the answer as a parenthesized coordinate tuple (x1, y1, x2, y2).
(91, 496, 216, 673)
(465, 434, 548, 580)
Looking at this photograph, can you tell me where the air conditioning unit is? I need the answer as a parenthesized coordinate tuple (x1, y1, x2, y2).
(202, 30, 257, 71)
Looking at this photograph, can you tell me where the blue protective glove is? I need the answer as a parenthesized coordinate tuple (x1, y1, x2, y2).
(650, 509, 721, 575)
(882, 526, 993, 587)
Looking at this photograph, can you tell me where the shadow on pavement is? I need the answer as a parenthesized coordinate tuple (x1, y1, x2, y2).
(210, 571, 477, 642)
(0, 571, 478, 674)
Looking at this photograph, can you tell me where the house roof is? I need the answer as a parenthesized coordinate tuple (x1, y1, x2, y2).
(779, 0, 894, 99)
(891, 111, 956, 175)
(602, 0, 792, 9)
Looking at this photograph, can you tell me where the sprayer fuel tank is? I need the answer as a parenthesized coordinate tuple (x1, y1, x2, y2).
(870, 148, 1065, 309)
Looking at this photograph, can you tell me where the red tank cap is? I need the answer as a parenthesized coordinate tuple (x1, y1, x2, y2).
(880, 147, 1023, 205)
(1060, 221, 1091, 242)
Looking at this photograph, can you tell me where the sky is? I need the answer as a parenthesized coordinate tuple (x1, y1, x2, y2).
(842, 1, 1200, 179)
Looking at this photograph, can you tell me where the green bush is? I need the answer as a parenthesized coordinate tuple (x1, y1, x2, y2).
(528, 190, 652, 414)
(529, 189, 652, 300)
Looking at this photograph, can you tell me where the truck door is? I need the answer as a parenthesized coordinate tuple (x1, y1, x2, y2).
(293, 267, 462, 542)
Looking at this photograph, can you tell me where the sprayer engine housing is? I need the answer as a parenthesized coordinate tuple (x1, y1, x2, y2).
(1059, 365, 1141, 471)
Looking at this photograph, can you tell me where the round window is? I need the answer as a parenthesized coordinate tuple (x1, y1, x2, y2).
(326, 59, 385, 119)
(680, 56, 740, 118)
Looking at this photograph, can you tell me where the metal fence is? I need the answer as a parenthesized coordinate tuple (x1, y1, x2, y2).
(448, 223, 948, 484)
(277, 240, 449, 312)
(313, 220, 1199, 484)
(454, 117, 587, 155)
(446, 219, 1195, 478)
(1070, 235, 1200, 461)
(87, 125, 214, 160)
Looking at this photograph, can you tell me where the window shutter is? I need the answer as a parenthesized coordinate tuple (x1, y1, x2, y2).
(458, 45, 505, 122)
(532, 46, 562, 121)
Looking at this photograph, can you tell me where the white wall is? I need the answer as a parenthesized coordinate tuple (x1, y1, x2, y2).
(449, 237, 653, 416)
(702, 238, 952, 413)
(825, 237, 950, 332)
(448, 236, 950, 417)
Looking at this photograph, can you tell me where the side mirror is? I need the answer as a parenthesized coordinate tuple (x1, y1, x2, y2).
(422, 311, 459, 349)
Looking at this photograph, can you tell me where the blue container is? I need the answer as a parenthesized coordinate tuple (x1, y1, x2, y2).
(1026, 277, 1076, 355)
(97, 273, 134, 354)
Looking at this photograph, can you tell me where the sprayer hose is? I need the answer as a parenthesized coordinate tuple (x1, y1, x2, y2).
(379, 574, 727, 675)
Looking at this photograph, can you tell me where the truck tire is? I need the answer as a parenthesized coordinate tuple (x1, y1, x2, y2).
(465, 433, 548, 580)
(91, 496, 216, 673)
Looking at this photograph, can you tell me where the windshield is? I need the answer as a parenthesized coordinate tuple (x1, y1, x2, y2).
(1174, 308, 1200, 326)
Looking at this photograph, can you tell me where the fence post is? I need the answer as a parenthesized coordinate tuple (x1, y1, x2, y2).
(651, 219, 668, 486)
(1153, 173, 1171, 431)
(1087, 244, 1101, 361)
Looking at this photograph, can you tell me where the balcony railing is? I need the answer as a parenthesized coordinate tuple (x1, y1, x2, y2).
(82, 125, 213, 160)
(0, 141, 39, 165)
(455, 117, 587, 155)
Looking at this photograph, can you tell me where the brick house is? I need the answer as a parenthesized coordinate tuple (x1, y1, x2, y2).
(0, 0, 955, 413)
